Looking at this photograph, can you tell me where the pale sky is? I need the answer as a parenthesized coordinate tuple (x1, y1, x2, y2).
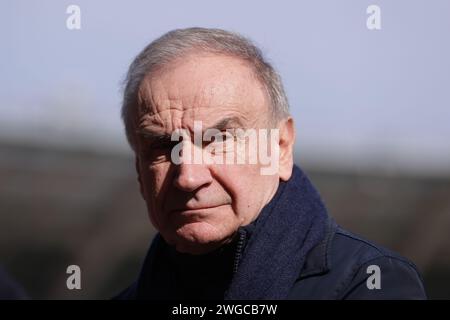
(1, 0, 449, 173)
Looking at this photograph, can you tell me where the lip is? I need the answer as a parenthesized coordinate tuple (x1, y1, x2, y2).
(170, 204, 226, 215)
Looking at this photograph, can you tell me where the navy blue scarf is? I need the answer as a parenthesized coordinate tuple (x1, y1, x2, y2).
(127, 165, 328, 300)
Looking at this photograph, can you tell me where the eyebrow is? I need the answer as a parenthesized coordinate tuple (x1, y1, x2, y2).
(136, 116, 245, 139)
(206, 116, 245, 131)
(135, 128, 171, 141)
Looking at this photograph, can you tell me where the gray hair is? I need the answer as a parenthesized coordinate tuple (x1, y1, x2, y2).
(121, 27, 290, 151)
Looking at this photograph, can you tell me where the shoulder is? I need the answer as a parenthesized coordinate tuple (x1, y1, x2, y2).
(289, 221, 427, 299)
(329, 225, 427, 299)
(332, 226, 415, 271)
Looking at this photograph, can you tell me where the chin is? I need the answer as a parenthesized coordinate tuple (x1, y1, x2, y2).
(171, 221, 231, 254)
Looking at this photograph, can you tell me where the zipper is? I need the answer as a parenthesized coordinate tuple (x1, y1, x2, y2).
(233, 229, 247, 275)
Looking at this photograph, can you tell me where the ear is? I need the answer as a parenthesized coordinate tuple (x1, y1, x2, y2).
(278, 117, 295, 181)
(135, 155, 146, 200)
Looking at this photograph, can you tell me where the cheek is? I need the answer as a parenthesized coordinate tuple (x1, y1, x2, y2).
(141, 162, 172, 220)
(142, 161, 171, 192)
(213, 165, 265, 215)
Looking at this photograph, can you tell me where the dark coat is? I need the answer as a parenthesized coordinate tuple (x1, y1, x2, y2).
(287, 218, 427, 299)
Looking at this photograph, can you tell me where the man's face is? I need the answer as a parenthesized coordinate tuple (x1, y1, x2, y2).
(134, 53, 292, 254)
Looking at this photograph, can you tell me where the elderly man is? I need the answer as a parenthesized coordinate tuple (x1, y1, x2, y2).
(116, 28, 426, 299)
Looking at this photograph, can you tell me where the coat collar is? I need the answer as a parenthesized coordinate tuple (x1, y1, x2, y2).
(297, 217, 337, 279)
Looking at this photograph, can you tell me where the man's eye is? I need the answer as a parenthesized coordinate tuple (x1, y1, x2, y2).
(151, 141, 176, 150)
(222, 131, 234, 140)
(203, 132, 230, 147)
(215, 131, 235, 142)
(139, 139, 179, 163)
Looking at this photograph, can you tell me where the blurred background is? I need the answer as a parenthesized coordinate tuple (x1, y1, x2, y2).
(1, 0, 449, 299)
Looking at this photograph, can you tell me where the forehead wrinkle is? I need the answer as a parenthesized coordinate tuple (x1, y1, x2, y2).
(138, 78, 182, 134)
(137, 78, 154, 117)
(137, 54, 270, 136)
(155, 55, 258, 111)
(138, 106, 252, 138)
(138, 108, 184, 134)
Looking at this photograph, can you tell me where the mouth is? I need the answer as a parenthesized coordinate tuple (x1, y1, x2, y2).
(170, 204, 227, 216)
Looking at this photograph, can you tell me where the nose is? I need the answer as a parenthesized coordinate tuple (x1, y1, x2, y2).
(173, 163, 213, 192)
(173, 143, 213, 192)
